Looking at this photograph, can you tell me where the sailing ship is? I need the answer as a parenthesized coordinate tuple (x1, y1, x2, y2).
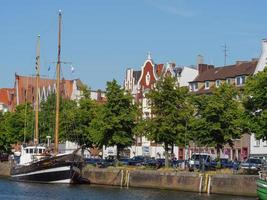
(10, 10, 84, 183)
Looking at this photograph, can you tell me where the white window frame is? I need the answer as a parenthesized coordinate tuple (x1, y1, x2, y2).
(236, 76, 246, 86)
(216, 80, 221, 88)
(204, 81, 210, 89)
(254, 140, 260, 147)
(194, 83, 198, 91)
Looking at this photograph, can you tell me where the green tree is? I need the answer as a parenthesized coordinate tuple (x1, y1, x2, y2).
(90, 79, 138, 159)
(3, 103, 34, 147)
(190, 84, 244, 158)
(62, 85, 97, 147)
(145, 76, 193, 167)
(0, 113, 13, 152)
(243, 68, 267, 139)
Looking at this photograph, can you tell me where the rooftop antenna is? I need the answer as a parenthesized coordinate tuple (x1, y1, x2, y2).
(222, 43, 228, 66)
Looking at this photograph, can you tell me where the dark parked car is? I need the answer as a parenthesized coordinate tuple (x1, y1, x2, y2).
(128, 156, 146, 166)
(84, 158, 102, 165)
(0, 153, 9, 162)
(240, 158, 263, 171)
(210, 158, 234, 169)
(188, 154, 213, 171)
(97, 158, 116, 168)
(118, 157, 131, 165)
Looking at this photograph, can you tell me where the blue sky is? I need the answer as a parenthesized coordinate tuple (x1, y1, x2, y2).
(0, 0, 267, 90)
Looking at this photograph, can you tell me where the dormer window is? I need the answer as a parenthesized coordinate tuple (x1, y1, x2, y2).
(190, 83, 198, 91)
(216, 80, 221, 88)
(236, 76, 246, 86)
(205, 81, 210, 89)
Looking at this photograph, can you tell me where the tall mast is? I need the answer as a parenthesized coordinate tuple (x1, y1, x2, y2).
(55, 10, 62, 154)
(35, 35, 40, 145)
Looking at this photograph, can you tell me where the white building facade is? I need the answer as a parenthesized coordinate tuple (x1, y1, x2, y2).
(250, 39, 267, 159)
(119, 54, 198, 159)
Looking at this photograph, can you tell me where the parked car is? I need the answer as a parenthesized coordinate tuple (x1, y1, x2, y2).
(0, 153, 9, 162)
(97, 157, 116, 168)
(118, 157, 131, 165)
(84, 158, 102, 165)
(210, 158, 234, 169)
(240, 158, 263, 171)
(128, 156, 146, 166)
(188, 153, 213, 171)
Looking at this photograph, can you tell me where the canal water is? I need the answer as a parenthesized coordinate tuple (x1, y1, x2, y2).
(0, 178, 255, 200)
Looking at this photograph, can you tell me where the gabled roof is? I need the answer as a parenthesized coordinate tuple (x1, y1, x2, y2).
(0, 88, 14, 106)
(155, 64, 164, 77)
(192, 61, 258, 82)
(15, 74, 75, 105)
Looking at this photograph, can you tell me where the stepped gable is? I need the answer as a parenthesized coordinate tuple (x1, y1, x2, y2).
(15, 74, 74, 105)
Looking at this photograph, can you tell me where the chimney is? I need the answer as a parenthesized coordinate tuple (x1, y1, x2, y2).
(97, 89, 102, 101)
(196, 54, 204, 65)
(198, 64, 214, 74)
(254, 38, 267, 74)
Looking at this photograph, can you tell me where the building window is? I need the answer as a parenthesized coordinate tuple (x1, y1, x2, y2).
(190, 83, 198, 91)
(216, 80, 221, 88)
(194, 83, 198, 90)
(145, 72, 150, 86)
(205, 81, 210, 89)
(255, 140, 260, 147)
(226, 78, 231, 84)
(236, 76, 246, 86)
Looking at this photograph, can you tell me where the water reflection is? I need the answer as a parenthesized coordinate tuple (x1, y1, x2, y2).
(0, 178, 254, 200)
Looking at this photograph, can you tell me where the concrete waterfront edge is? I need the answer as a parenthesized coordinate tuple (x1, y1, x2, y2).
(0, 162, 11, 177)
(82, 167, 258, 197)
(0, 163, 258, 197)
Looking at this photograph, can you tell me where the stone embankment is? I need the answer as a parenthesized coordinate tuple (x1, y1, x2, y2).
(0, 162, 10, 177)
(0, 163, 258, 197)
(82, 167, 258, 197)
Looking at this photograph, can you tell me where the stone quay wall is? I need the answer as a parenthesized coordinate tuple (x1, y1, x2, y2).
(0, 162, 10, 177)
(0, 163, 258, 197)
(82, 168, 258, 197)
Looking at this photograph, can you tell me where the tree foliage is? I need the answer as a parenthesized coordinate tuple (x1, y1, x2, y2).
(189, 84, 244, 157)
(0, 103, 34, 152)
(243, 68, 267, 139)
(89, 79, 138, 158)
(144, 76, 193, 166)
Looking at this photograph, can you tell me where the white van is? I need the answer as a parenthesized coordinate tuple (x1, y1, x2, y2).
(188, 153, 214, 171)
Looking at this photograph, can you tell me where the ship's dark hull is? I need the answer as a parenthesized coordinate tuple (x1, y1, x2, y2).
(10, 153, 83, 183)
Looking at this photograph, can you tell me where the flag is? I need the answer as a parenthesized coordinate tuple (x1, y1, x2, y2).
(48, 65, 51, 71)
(71, 65, 75, 73)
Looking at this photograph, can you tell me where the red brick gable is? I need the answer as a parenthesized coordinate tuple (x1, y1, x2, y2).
(139, 60, 157, 90)
(15, 74, 74, 105)
(0, 88, 14, 105)
(0, 88, 15, 111)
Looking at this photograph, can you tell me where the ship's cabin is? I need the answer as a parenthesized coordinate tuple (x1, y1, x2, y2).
(17, 146, 47, 165)
(24, 146, 46, 155)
